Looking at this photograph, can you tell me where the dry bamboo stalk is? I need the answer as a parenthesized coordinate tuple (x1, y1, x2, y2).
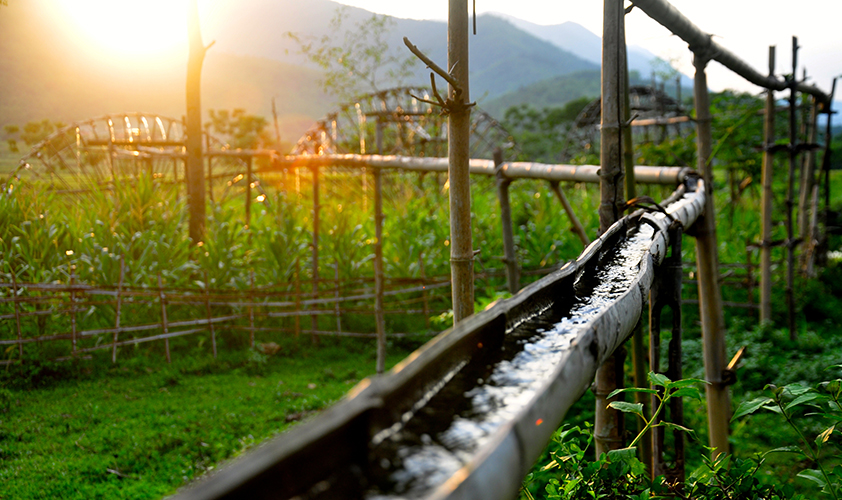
(786, 37, 798, 341)
(205, 271, 217, 357)
(295, 258, 301, 337)
(158, 274, 171, 364)
(494, 149, 520, 295)
(111, 258, 125, 363)
(419, 254, 430, 329)
(12, 272, 23, 359)
(760, 47, 776, 324)
(70, 265, 77, 356)
(186, 0, 209, 242)
(549, 181, 590, 247)
(693, 53, 731, 457)
(248, 270, 255, 348)
(374, 167, 387, 374)
(78, 327, 206, 353)
(311, 166, 320, 345)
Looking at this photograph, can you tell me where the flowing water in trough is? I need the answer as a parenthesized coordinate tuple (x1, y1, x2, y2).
(365, 222, 656, 499)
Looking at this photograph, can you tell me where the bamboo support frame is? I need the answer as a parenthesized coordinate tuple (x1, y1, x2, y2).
(374, 167, 387, 374)
(158, 274, 172, 364)
(311, 166, 320, 345)
(595, 0, 626, 457)
(692, 54, 730, 457)
(494, 149, 520, 294)
(70, 266, 78, 356)
(548, 181, 590, 247)
(111, 258, 125, 363)
(760, 46, 776, 324)
(206, 271, 217, 358)
(786, 37, 798, 341)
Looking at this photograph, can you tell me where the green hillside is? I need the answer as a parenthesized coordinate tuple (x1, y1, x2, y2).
(482, 70, 603, 118)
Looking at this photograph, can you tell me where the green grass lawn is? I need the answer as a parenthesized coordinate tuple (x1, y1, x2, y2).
(0, 338, 419, 499)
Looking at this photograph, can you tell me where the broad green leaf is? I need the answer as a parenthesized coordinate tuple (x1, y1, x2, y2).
(763, 446, 803, 456)
(607, 401, 644, 418)
(649, 372, 671, 388)
(607, 387, 658, 398)
(607, 446, 638, 463)
(658, 421, 696, 436)
(784, 383, 812, 397)
(731, 397, 774, 421)
(797, 469, 827, 487)
(670, 387, 702, 400)
(785, 392, 821, 411)
(669, 378, 707, 389)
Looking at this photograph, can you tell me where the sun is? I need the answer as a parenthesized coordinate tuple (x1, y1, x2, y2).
(53, 0, 189, 58)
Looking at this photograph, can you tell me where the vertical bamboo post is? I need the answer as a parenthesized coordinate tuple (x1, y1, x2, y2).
(374, 167, 387, 374)
(419, 253, 430, 329)
(549, 181, 590, 247)
(334, 261, 341, 334)
(799, 99, 819, 270)
(69, 265, 77, 357)
(311, 166, 320, 345)
(186, 0, 208, 242)
(692, 52, 731, 457)
(249, 270, 255, 349)
(204, 271, 217, 358)
(12, 271, 22, 359)
(158, 274, 171, 364)
(595, 0, 626, 457)
(294, 258, 301, 338)
(493, 149, 519, 294)
(786, 37, 799, 341)
(760, 47, 776, 325)
(111, 258, 125, 363)
(822, 79, 837, 215)
(448, 0, 474, 324)
(206, 132, 214, 206)
(245, 156, 253, 229)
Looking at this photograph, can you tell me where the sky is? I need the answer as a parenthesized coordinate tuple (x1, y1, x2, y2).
(335, 0, 842, 100)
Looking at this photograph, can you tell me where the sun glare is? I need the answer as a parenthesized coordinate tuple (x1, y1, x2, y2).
(53, 0, 189, 58)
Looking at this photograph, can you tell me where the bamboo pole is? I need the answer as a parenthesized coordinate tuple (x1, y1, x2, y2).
(69, 265, 77, 356)
(205, 271, 217, 358)
(494, 149, 519, 294)
(246, 156, 253, 229)
(158, 274, 172, 364)
(548, 181, 590, 246)
(786, 37, 798, 341)
(448, 0, 475, 324)
(821, 78, 837, 224)
(692, 53, 731, 457)
(12, 272, 22, 359)
(185, 0, 211, 242)
(419, 254, 430, 329)
(111, 258, 125, 363)
(249, 270, 255, 348)
(334, 262, 341, 334)
(294, 258, 301, 337)
(799, 98, 819, 271)
(760, 47, 776, 325)
(595, 0, 626, 457)
(374, 168, 387, 374)
(311, 166, 320, 345)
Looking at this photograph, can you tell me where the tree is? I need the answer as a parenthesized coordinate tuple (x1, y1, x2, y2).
(287, 7, 418, 102)
(206, 109, 272, 150)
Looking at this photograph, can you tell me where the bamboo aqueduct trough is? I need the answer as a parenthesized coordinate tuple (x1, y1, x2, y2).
(1, 0, 837, 498)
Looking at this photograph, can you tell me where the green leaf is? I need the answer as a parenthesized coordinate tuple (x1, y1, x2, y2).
(649, 372, 671, 388)
(607, 401, 644, 418)
(784, 383, 812, 397)
(731, 397, 774, 421)
(670, 387, 702, 400)
(607, 387, 658, 398)
(785, 392, 821, 411)
(658, 421, 696, 436)
(669, 378, 707, 389)
(763, 446, 803, 456)
(797, 469, 827, 488)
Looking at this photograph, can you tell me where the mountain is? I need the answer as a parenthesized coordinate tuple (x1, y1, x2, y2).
(490, 12, 694, 88)
(482, 70, 602, 119)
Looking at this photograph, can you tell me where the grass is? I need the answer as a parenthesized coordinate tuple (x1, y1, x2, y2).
(0, 337, 418, 499)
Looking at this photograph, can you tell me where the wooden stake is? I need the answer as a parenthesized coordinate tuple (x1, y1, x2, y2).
(186, 0, 209, 242)
(494, 149, 520, 294)
(111, 258, 125, 363)
(760, 47, 776, 324)
(249, 270, 255, 349)
(158, 274, 171, 364)
(374, 168, 387, 374)
(595, 0, 626, 457)
(12, 271, 22, 359)
(448, 0, 475, 324)
(205, 271, 217, 357)
(311, 166, 320, 345)
(549, 181, 590, 247)
(786, 37, 798, 341)
(692, 52, 730, 457)
(799, 98, 819, 271)
(69, 265, 77, 356)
